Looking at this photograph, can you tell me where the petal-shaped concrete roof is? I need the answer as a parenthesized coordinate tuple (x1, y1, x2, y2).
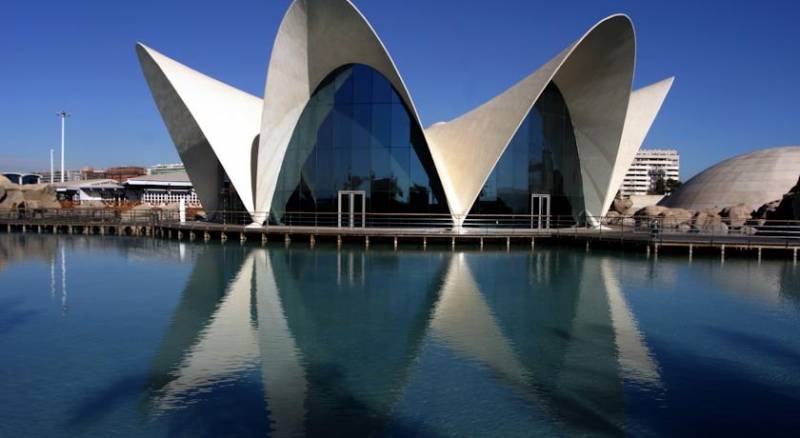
(254, 0, 427, 223)
(137, 0, 673, 227)
(425, 15, 637, 226)
(136, 44, 262, 214)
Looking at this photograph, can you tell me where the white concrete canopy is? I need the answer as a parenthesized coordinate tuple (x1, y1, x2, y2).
(254, 0, 426, 224)
(608, 77, 675, 210)
(425, 15, 645, 226)
(137, 0, 673, 227)
(136, 44, 262, 215)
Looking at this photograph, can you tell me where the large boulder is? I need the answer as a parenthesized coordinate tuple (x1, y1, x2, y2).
(634, 205, 669, 218)
(603, 210, 621, 225)
(660, 208, 694, 228)
(764, 176, 800, 221)
(693, 209, 723, 232)
(720, 203, 753, 228)
(612, 198, 634, 215)
(754, 200, 781, 219)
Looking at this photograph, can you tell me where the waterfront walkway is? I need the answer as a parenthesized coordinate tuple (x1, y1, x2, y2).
(1, 209, 798, 260)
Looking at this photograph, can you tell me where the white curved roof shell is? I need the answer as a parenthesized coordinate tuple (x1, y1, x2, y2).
(660, 146, 800, 211)
(137, 0, 674, 226)
(136, 45, 262, 214)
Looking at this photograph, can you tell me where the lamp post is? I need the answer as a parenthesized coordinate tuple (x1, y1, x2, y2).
(57, 111, 70, 182)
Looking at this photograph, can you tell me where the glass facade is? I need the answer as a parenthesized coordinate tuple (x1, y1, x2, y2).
(271, 64, 447, 225)
(468, 83, 585, 224)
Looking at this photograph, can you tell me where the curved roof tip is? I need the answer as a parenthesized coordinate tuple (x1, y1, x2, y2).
(255, 0, 433, 222)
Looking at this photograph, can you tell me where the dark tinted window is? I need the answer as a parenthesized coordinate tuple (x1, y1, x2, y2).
(469, 83, 585, 223)
(271, 64, 447, 224)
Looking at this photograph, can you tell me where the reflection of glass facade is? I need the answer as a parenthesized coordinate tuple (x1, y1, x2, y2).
(469, 83, 585, 223)
(271, 64, 447, 224)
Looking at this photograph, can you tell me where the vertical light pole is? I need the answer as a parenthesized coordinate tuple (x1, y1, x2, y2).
(57, 111, 70, 182)
(50, 149, 55, 183)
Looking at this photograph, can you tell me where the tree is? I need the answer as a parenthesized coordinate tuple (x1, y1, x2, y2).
(665, 178, 682, 194)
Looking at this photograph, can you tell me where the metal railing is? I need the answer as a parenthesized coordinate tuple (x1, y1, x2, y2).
(2, 207, 800, 244)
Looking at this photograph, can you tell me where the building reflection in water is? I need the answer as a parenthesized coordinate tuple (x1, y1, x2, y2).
(144, 243, 673, 436)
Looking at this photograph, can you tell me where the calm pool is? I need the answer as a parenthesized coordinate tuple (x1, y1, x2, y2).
(1, 234, 799, 437)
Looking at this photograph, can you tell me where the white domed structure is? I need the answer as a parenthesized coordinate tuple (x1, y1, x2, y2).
(660, 146, 800, 211)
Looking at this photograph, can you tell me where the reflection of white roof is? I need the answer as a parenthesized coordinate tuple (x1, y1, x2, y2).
(125, 170, 192, 187)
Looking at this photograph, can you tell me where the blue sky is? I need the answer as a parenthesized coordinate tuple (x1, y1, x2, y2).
(1, 0, 798, 179)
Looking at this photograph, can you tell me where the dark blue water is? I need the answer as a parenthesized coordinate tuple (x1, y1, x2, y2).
(1, 234, 799, 437)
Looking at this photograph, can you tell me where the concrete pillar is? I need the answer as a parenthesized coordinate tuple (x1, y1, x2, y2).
(22, 225, 26, 233)
(310, 235, 315, 248)
(531, 237, 535, 250)
(793, 247, 797, 264)
(586, 240, 590, 252)
(757, 247, 762, 263)
(393, 236, 398, 250)
(721, 245, 726, 262)
(100, 226, 105, 236)
(261, 233, 268, 245)
(480, 237, 484, 251)
(284, 234, 290, 247)
(6, 224, 10, 233)
(178, 231, 183, 240)
(451, 237, 455, 251)
(220, 232, 227, 243)
(365, 236, 370, 249)
(423, 237, 427, 250)
(240, 232, 247, 243)
(654, 243, 658, 255)
(337, 235, 342, 249)
(646, 245, 650, 258)
(190, 231, 196, 241)
(506, 237, 511, 251)
(204, 231, 211, 242)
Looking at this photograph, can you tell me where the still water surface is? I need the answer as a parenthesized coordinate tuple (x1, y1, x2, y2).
(1, 234, 799, 437)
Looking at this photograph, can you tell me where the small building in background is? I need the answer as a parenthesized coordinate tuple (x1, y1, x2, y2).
(39, 170, 81, 182)
(148, 163, 185, 175)
(55, 179, 125, 203)
(124, 170, 200, 207)
(104, 166, 147, 182)
(620, 149, 680, 196)
(2, 172, 42, 185)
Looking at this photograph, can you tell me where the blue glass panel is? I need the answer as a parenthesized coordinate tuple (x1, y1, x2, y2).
(390, 104, 410, 148)
(352, 105, 372, 148)
(271, 64, 447, 224)
(371, 69, 393, 103)
(334, 68, 354, 104)
(370, 103, 392, 150)
(352, 65, 373, 104)
(469, 83, 585, 223)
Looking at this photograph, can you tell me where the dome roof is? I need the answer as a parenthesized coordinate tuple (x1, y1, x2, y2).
(660, 146, 800, 211)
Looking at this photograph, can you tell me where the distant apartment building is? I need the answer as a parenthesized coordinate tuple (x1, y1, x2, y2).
(620, 149, 680, 196)
(149, 163, 185, 175)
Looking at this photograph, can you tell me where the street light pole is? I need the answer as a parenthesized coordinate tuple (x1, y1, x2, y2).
(57, 111, 70, 182)
(50, 149, 54, 183)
